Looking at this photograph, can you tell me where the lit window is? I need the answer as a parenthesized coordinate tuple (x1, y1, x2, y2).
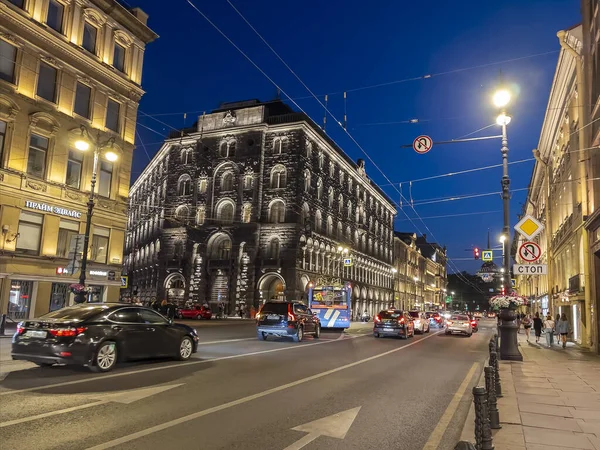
(56, 219, 80, 258)
(113, 42, 126, 72)
(36, 62, 57, 103)
(221, 172, 233, 191)
(217, 202, 234, 224)
(269, 200, 285, 224)
(66, 149, 83, 189)
(178, 175, 191, 196)
(270, 165, 286, 188)
(268, 238, 280, 259)
(243, 175, 253, 190)
(242, 204, 251, 223)
(46, 0, 65, 33)
(0, 40, 17, 84)
(105, 99, 120, 132)
(16, 211, 43, 255)
(196, 207, 206, 225)
(91, 227, 110, 263)
(82, 22, 98, 54)
(98, 161, 113, 197)
(27, 134, 48, 178)
(74, 82, 91, 119)
(199, 178, 207, 194)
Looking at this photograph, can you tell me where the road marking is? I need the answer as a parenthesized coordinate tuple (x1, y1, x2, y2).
(86, 332, 441, 450)
(284, 406, 361, 449)
(0, 334, 366, 397)
(421, 362, 479, 450)
(197, 337, 255, 345)
(0, 384, 183, 428)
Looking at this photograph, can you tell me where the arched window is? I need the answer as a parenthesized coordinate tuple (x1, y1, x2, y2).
(178, 174, 191, 196)
(220, 139, 236, 158)
(243, 174, 253, 190)
(339, 171, 344, 185)
(348, 178, 352, 193)
(300, 202, 310, 227)
(315, 210, 322, 232)
(273, 137, 286, 154)
(318, 150, 324, 169)
(347, 200, 352, 219)
(303, 169, 311, 192)
(242, 204, 252, 223)
(306, 141, 312, 159)
(209, 233, 232, 259)
(338, 194, 343, 214)
(221, 172, 234, 191)
(268, 200, 285, 223)
(196, 206, 206, 225)
(328, 187, 334, 207)
(329, 161, 335, 178)
(317, 178, 323, 200)
(327, 216, 333, 236)
(175, 205, 189, 221)
(198, 178, 207, 194)
(346, 226, 351, 240)
(181, 148, 191, 165)
(267, 238, 280, 259)
(337, 221, 343, 238)
(270, 165, 287, 188)
(217, 201, 235, 224)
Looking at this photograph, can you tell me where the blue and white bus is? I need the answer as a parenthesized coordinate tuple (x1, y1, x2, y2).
(308, 278, 352, 329)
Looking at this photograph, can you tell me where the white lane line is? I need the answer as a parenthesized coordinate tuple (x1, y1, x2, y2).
(86, 331, 442, 450)
(0, 400, 106, 428)
(421, 362, 479, 450)
(197, 338, 255, 345)
(0, 335, 365, 397)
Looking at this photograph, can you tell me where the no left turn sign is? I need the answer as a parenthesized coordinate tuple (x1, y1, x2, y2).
(413, 135, 433, 154)
(518, 241, 541, 263)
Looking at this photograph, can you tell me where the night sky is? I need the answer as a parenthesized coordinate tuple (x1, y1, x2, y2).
(130, 0, 581, 274)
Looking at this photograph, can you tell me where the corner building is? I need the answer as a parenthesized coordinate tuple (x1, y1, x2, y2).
(126, 100, 397, 315)
(0, 0, 157, 319)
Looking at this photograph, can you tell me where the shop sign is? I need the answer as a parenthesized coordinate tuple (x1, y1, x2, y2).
(25, 201, 82, 219)
(88, 270, 108, 277)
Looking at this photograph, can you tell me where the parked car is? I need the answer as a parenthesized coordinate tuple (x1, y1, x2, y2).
(445, 314, 473, 337)
(373, 310, 415, 339)
(426, 311, 444, 328)
(178, 305, 212, 320)
(469, 314, 479, 332)
(408, 311, 430, 333)
(12, 304, 199, 372)
(256, 301, 320, 342)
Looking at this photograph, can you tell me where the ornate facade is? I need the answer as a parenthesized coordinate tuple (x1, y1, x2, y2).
(125, 100, 397, 314)
(0, 0, 156, 318)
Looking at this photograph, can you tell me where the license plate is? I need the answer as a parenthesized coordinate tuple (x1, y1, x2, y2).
(25, 330, 47, 338)
(267, 314, 280, 320)
(384, 327, 395, 331)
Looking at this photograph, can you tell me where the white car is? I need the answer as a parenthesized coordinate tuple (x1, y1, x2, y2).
(445, 314, 473, 337)
(408, 311, 430, 334)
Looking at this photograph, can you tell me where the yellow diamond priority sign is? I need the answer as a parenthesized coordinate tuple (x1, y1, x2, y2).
(514, 214, 544, 240)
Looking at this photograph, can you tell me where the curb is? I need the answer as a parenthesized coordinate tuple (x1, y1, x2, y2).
(458, 360, 487, 442)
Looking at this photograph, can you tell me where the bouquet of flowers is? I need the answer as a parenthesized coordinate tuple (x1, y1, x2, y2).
(489, 293, 526, 309)
(69, 283, 88, 294)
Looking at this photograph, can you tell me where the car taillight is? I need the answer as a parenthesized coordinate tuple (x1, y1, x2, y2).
(287, 312, 296, 322)
(374, 315, 381, 323)
(398, 317, 405, 324)
(49, 327, 87, 337)
(471, 320, 477, 326)
(16, 323, 25, 335)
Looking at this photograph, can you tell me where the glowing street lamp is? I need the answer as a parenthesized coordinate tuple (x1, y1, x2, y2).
(492, 89, 511, 108)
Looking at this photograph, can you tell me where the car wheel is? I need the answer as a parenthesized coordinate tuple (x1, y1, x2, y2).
(257, 331, 266, 341)
(426, 324, 430, 333)
(314, 324, 321, 339)
(195, 314, 202, 320)
(374, 332, 380, 338)
(178, 336, 194, 360)
(90, 341, 117, 373)
(445, 330, 450, 335)
(293, 326, 304, 343)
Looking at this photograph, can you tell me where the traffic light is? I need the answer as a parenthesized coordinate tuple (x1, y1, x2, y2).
(501, 285, 506, 295)
(474, 247, 480, 260)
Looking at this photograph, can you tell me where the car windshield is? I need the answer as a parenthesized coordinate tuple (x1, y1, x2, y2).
(260, 303, 288, 315)
(39, 304, 109, 320)
(408, 311, 420, 318)
(451, 315, 470, 321)
(379, 311, 402, 319)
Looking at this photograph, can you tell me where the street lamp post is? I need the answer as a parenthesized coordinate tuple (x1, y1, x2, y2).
(73, 126, 118, 303)
(493, 89, 522, 361)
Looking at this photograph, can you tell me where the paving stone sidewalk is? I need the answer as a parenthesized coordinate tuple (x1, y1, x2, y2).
(460, 333, 600, 450)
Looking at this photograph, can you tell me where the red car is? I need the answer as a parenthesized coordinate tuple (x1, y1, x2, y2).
(178, 305, 212, 320)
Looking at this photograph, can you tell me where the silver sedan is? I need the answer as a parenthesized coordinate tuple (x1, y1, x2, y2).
(445, 314, 473, 337)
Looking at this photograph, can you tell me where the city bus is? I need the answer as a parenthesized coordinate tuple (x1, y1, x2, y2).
(308, 277, 352, 329)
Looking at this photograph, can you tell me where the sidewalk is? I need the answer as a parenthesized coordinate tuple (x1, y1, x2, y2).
(461, 333, 600, 450)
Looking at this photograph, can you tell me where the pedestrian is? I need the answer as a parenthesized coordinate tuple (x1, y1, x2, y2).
(556, 313, 571, 349)
(152, 299, 160, 311)
(543, 314, 555, 348)
(532, 312, 543, 344)
(554, 314, 560, 345)
(159, 299, 168, 316)
(166, 301, 176, 320)
(218, 301, 225, 319)
(522, 313, 532, 341)
(516, 313, 522, 334)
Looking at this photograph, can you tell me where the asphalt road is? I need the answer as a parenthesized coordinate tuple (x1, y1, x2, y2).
(0, 319, 496, 450)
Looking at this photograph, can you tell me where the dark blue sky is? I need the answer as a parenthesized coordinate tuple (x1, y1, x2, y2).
(131, 0, 580, 273)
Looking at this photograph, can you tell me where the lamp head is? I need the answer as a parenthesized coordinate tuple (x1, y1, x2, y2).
(104, 151, 118, 162)
(496, 113, 512, 126)
(493, 89, 511, 108)
(74, 126, 90, 151)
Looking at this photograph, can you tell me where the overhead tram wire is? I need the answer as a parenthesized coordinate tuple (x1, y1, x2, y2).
(213, 0, 488, 296)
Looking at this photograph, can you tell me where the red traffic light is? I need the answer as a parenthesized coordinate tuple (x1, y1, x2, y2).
(474, 247, 480, 260)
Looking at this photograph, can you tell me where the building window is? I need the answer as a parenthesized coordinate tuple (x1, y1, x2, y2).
(209, 234, 231, 259)
(315, 210, 322, 231)
(268, 238, 280, 259)
(105, 99, 120, 132)
(98, 161, 112, 197)
(16, 211, 43, 255)
(220, 140, 235, 157)
(113, 42, 126, 72)
(36, 62, 57, 103)
(66, 149, 83, 189)
(338, 194, 343, 214)
(175, 205, 189, 222)
(0, 120, 6, 165)
(56, 219, 80, 258)
(74, 82, 91, 119)
(181, 149, 191, 165)
(270, 165, 286, 188)
(91, 227, 109, 263)
(0, 39, 17, 84)
(8, 0, 25, 8)
(273, 137, 286, 154)
(243, 174, 253, 190)
(221, 172, 233, 191)
(317, 178, 323, 200)
(327, 216, 333, 235)
(328, 187, 334, 207)
(198, 178, 207, 194)
(196, 207, 206, 225)
(318, 150, 324, 169)
(217, 201, 234, 224)
(46, 0, 65, 33)
(178, 175, 191, 196)
(82, 22, 98, 54)
(268, 200, 285, 223)
(329, 162, 335, 178)
(303, 170, 311, 192)
(27, 134, 48, 178)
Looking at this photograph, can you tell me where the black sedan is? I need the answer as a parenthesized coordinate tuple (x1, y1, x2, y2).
(12, 303, 199, 372)
(373, 310, 415, 339)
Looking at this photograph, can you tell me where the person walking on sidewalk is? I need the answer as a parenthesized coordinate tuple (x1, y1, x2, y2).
(522, 313, 532, 341)
(556, 313, 571, 349)
(532, 312, 543, 344)
(543, 314, 555, 348)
